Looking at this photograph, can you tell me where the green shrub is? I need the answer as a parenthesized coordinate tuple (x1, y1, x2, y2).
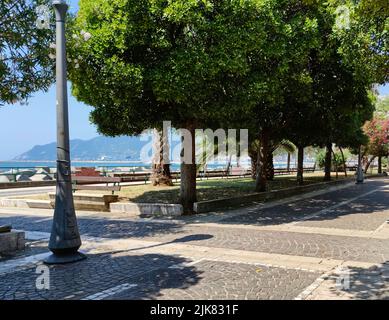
(316, 149, 349, 170)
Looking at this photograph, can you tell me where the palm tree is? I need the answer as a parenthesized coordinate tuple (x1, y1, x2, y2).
(250, 139, 296, 180)
(151, 129, 173, 186)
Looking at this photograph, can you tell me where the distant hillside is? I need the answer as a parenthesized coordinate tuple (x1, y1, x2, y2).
(14, 136, 150, 161)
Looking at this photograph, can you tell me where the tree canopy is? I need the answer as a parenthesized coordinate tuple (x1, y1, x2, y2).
(0, 0, 54, 106)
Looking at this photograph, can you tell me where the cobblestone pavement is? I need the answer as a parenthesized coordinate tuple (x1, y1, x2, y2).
(0, 178, 388, 300)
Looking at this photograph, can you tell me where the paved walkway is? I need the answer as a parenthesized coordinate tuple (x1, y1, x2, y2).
(0, 178, 388, 300)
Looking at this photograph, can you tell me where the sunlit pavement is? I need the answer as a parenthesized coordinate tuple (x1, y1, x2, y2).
(0, 178, 389, 300)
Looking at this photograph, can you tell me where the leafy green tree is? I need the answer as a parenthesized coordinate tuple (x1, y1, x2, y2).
(0, 0, 54, 106)
(233, 0, 322, 191)
(316, 148, 350, 171)
(69, 0, 302, 212)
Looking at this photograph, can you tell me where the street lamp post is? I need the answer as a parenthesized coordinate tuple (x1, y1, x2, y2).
(44, 0, 85, 264)
(356, 146, 364, 184)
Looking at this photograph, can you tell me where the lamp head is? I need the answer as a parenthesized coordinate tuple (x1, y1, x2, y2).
(53, 0, 68, 18)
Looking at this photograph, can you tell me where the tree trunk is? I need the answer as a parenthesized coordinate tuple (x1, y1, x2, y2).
(180, 121, 197, 214)
(365, 156, 376, 173)
(378, 156, 382, 174)
(237, 144, 241, 168)
(324, 143, 332, 181)
(151, 129, 173, 186)
(226, 154, 233, 175)
(255, 130, 269, 192)
(297, 146, 304, 186)
(266, 150, 274, 181)
(287, 152, 291, 172)
(339, 147, 347, 177)
(332, 150, 338, 179)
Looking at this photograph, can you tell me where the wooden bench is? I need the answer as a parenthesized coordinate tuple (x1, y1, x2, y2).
(204, 170, 228, 179)
(274, 167, 316, 176)
(75, 167, 101, 177)
(113, 172, 151, 184)
(71, 175, 122, 195)
(228, 167, 250, 178)
(274, 168, 296, 176)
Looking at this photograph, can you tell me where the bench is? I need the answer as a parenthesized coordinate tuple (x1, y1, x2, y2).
(75, 167, 101, 177)
(274, 167, 316, 176)
(113, 172, 151, 184)
(228, 167, 250, 178)
(71, 175, 122, 195)
(203, 170, 228, 179)
(0, 225, 12, 233)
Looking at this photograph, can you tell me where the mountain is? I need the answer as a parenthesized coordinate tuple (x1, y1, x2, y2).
(14, 136, 149, 161)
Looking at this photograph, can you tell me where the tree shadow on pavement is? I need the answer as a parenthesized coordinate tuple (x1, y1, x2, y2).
(0, 214, 187, 239)
(125, 234, 214, 252)
(0, 252, 202, 300)
(215, 184, 389, 228)
(323, 261, 389, 300)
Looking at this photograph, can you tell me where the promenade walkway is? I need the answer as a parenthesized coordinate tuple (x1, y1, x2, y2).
(0, 178, 388, 300)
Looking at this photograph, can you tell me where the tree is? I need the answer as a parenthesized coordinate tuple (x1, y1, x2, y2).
(237, 0, 322, 191)
(151, 129, 173, 186)
(249, 139, 296, 181)
(0, 0, 54, 106)
(376, 95, 389, 118)
(68, 0, 289, 213)
(363, 118, 389, 173)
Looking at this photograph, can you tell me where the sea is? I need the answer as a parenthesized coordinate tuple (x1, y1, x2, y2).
(0, 160, 306, 173)
(0, 160, 248, 173)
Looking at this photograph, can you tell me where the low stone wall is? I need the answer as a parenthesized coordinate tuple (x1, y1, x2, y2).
(193, 178, 357, 214)
(0, 231, 25, 254)
(0, 180, 56, 190)
(0, 198, 53, 209)
(110, 202, 183, 217)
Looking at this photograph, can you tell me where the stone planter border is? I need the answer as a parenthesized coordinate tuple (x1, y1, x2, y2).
(0, 231, 25, 254)
(193, 176, 385, 214)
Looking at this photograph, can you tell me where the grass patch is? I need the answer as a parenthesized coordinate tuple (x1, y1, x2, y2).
(10, 172, 352, 204)
(83, 172, 350, 204)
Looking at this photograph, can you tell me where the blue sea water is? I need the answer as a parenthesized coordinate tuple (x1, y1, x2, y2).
(0, 160, 310, 173)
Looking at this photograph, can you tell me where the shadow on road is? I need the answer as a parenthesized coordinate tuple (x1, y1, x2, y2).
(0, 251, 202, 300)
(0, 214, 186, 239)
(215, 180, 389, 227)
(326, 261, 389, 300)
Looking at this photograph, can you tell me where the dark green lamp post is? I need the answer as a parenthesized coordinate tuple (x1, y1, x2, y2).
(44, 0, 86, 264)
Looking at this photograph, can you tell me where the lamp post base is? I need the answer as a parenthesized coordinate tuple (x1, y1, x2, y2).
(44, 251, 86, 265)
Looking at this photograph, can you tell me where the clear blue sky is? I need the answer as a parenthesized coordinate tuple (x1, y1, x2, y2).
(0, 0, 388, 160)
(1, 84, 387, 160)
(0, 84, 98, 160)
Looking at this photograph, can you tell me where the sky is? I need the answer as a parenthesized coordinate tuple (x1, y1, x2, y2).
(0, 0, 388, 160)
(0, 84, 98, 160)
(1, 84, 387, 161)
